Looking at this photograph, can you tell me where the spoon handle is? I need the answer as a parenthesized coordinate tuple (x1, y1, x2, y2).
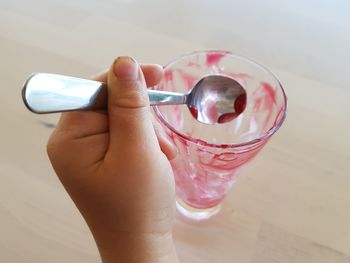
(148, 90, 187, 105)
(22, 73, 187, 114)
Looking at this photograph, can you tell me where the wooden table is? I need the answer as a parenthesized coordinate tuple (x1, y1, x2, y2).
(1, 1, 349, 262)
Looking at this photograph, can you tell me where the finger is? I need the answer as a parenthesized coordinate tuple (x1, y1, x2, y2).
(92, 64, 163, 87)
(106, 56, 158, 156)
(152, 118, 177, 160)
(55, 111, 108, 139)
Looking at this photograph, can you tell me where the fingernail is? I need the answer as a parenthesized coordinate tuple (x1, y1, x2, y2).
(113, 56, 139, 80)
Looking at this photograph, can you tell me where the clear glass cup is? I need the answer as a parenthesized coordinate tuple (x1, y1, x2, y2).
(153, 50, 287, 220)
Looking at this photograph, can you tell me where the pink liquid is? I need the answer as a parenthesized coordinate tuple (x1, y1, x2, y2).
(217, 93, 247, 123)
(188, 106, 198, 119)
(218, 112, 237, 124)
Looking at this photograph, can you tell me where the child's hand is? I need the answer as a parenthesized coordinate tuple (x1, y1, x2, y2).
(47, 57, 178, 263)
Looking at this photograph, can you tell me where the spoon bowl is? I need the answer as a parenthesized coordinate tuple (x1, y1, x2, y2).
(187, 75, 246, 124)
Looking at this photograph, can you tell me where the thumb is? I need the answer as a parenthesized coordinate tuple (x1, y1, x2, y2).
(106, 56, 158, 155)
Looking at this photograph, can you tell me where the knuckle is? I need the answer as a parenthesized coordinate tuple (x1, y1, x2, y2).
(46, 130, 70, 159)
(109, 86, 149, 109)
(46, 133, 61, 158)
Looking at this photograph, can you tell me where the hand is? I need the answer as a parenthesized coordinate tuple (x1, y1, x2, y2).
(47, 57, 179, 263)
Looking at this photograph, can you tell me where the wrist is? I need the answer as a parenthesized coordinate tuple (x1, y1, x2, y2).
(97, 231, 179, 263)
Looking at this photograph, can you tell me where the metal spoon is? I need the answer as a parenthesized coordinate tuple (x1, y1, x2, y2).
(22, 73, 246, 124)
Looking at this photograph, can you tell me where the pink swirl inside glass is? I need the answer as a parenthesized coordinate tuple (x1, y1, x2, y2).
(153, 50, 287, 219)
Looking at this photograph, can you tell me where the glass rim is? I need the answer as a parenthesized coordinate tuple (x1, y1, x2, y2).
(153, 50, 288, 149)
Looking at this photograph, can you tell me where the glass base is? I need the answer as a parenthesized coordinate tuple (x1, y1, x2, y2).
(176, 199, 222, 220)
